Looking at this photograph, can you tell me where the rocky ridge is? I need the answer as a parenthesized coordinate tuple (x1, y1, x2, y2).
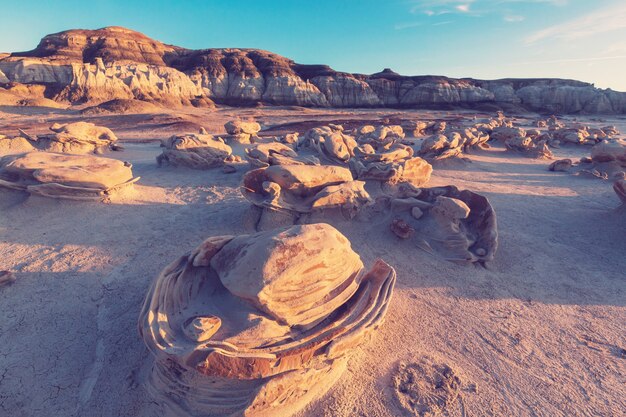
(1, 26, 625, 113)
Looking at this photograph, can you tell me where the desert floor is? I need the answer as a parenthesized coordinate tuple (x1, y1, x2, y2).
(0, 105, 624, 417)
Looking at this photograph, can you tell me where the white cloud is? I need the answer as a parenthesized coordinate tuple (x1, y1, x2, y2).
(526, 3, 626, 44)
(504, 15, 524, 22)
(394, 21, 424, 30)
(456, 4, 471, 12)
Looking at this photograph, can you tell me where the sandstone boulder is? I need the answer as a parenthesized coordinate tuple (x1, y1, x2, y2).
(0, 152, 138, 200)
(245, 142, 319, 168)
(20, 122, 118, 154)
(242, 165, 371, 228)
(157, 132, 233, 169)
(138, 223, 395, 417)
(380, 184, 498, 264)
(224, 120, 261, 135)
(303, 126, 357, 164)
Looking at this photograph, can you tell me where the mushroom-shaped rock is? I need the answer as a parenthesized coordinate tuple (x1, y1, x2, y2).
(138, 223, 396, 417)
(0, 152, 138, 200)
(21, 122, 118, 154)
(157, 132, 232, 169)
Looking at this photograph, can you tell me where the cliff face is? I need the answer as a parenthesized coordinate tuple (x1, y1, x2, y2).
(1, 26, 625, 114)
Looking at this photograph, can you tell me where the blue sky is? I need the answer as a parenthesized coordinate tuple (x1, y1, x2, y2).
(1, 0, 625, 90)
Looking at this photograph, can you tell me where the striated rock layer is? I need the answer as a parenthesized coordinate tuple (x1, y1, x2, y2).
(1, 26, 625, 113)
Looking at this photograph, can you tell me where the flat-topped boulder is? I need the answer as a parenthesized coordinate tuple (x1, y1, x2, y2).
(0, 151, 138, 200)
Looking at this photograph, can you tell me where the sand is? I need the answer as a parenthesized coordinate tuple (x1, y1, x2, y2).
(0, 105, 624, 417)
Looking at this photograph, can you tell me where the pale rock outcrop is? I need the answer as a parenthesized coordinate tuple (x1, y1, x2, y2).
(139, 223, 395, 417)
(3, 27, 626, 113)
(58, 60, 212, 106)
(357, 125, 405, 146)
(157, 131, 233, 169)
(310, 75, 381, 107)
(590, 139, 626, 165)
(0, 152, 138, 200)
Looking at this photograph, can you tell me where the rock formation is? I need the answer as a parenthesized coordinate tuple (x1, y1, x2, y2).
(157, 131, 235, 169)
(301, 125, 358, 164)
(350, 143, 433, 186)
(245, 142, 318, 168)
(550, 139, 626, 180)
(242, 165, 372, 229)
(138, 223, 395, 417)
(1, 27, 625, 113)
(0, 152, 138, 200)
(381, 184, 498, 264)
(17, 122, 119, 154)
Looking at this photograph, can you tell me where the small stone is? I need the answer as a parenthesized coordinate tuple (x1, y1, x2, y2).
(411, 207, 424, 219)
(548, 159, 572, 172)
(0, 271, 16, 287)
(432, 196, 470, 220)
(475, 248, 486, 256)
(391, 218, 415, 239)
(183, 316, 222, 342)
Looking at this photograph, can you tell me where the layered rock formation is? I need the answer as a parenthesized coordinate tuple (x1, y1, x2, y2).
(138, 223, 395, 417)
(2, 26, 625, 113)
(0, 152, 139, 200)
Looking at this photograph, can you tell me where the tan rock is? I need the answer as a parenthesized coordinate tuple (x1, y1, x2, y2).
(549, 159, 573, 172)
(242, 165, 371, 224)
(0, 152, 138, 200)
(21, 122, 118, 154)
(157, 132, 232, 169)
(224, 120, 261, 135)
(138, 224, 395, 417)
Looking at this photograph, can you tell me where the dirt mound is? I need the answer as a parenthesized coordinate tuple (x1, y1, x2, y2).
(81, 99, 161, 115)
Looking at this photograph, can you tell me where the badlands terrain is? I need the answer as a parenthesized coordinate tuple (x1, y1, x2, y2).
(0, 26, 624, 417)
(0, 103, 624, 417)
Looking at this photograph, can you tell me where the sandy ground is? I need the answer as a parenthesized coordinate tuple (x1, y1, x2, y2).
(0, 105, 624, 417)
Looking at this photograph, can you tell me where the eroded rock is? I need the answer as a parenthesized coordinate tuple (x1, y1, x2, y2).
(0, 152, 138, 200)
(242, 165, 371, 228)
(19, 122, 118, 154)
(139, 223, 395, 417)
(157, 131, 233, 169)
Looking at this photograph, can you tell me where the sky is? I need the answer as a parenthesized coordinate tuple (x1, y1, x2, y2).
(1, 0, 625, 91)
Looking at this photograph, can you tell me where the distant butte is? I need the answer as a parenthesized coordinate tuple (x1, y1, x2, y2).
(0, 26, 625, 113)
